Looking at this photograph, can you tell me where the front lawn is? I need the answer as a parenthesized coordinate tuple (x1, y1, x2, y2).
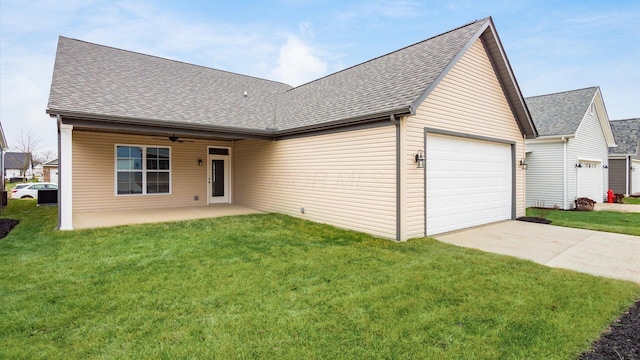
(526, 208, 640, 236)
(622, 196, 640, 204)
(2, 201, 639, 359)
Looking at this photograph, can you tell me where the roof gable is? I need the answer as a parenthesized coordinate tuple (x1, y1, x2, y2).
(525, 87, 599, 136)
(276, 19, 486, 131)
(609, 118, 640, 156)
(43, 159, 59, 166)
(4, 152, 30, 169)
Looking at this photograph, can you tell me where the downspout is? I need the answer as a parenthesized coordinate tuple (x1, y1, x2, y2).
(626, 156, 630, 196)
(562, 136, 568, 210)
(57, 115, 62, 229)
(390, 114, 401, 241)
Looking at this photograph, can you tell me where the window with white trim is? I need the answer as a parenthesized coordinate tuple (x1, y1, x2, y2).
(116, 145, 171, 195)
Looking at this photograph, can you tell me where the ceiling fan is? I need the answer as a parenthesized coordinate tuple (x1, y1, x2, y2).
(153, 134, 195, 143)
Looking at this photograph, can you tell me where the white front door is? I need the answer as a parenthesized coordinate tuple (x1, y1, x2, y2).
(632, 160, 640, 195)
(208, 153, 229, 204)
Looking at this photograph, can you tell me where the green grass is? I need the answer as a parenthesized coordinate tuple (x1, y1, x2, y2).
(527, 208, 640, 236)
(622, 196, 640, 204)
(2, 200, 639, 359)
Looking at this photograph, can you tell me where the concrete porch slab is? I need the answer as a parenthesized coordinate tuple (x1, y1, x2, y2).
(436, 220, 640, 283)
(73, 204, 263, 229)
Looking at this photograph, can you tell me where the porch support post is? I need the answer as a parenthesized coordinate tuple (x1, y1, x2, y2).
(59, 121, 73, 230)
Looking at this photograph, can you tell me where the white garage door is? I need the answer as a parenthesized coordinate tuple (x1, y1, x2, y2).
(51, 169, 59, 184)
(632, 160, 640, 195)
(426, 134, 512, 236)
(576, 161, 602, 202)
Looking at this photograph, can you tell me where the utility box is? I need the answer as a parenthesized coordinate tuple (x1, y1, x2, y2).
(37, 189, 58, 206)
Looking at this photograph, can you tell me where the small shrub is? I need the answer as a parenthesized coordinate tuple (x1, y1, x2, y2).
(614, 194, 625, 203)
(574, 197, 595, 211)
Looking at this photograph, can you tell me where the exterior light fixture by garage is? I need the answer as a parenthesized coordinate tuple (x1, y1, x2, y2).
(519, 158, 528, 170)
(198, 159, 203, 166)
(603, 165, 609, 169)
(414, 150, 425, 168)
(575, 163, 582, 168)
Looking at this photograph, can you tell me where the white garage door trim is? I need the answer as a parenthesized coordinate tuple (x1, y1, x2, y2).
(632, 160, 640, 195)
(424, 130, 514, 236)
(576, 159, 602, 202)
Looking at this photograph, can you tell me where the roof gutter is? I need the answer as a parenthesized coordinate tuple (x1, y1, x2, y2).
(49, 107, 413, 141)
(528, 134, 576, 142)
(273, 108, 411, 138)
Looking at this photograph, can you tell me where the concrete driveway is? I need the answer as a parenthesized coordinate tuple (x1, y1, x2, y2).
(594, 203, 640, 213)
(436, 221, 640, 284)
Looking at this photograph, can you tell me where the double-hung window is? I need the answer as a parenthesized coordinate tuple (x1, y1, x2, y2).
(116, 145, 170, 195)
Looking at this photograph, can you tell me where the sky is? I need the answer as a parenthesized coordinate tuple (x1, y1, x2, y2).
(1, 0, 639, 155)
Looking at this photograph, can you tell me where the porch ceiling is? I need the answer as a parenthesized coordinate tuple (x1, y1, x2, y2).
(72, 204, 262, 229)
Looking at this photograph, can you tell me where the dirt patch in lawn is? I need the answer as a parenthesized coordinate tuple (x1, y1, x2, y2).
(516, 216, 551, 224)
(0, 219, 20, 239)
(580, 299, 640, 359)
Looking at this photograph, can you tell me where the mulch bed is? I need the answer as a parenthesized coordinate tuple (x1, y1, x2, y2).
(580, 299, 640, 359)
(0, 218, 20, 239)
(516, 216, 551, 224)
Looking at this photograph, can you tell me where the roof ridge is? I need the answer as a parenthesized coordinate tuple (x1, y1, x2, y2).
(57, 36, 292, 88)
(284, 17, 490, 92)
(610, 117, 640, 121)
(525, 86, 599, 100)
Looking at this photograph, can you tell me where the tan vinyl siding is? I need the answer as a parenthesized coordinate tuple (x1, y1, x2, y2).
(233, 125, 397, 239)
(404, 38, 526, 238)
(525, 141, 565, 208)
(72, 131, 231, 214)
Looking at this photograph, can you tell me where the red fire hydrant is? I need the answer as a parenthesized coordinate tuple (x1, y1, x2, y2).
(607, 189, 614, 203)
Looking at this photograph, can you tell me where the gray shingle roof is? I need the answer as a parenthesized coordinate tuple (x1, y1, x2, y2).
(525, 87, 599, 136)
(276, 19, 486, 131)
(4, 152, 30, 169)
(43, 159, 58, 166)
(47, 38, 292, 131)
(609, 118, 640, 155)
(48, 17, 535, 138)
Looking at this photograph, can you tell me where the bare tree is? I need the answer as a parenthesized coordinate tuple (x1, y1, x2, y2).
(13, 129, 43, 181)
(33, 150, 56, 165)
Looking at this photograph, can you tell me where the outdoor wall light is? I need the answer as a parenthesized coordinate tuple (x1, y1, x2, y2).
(519, 158, 528, 170)
(603, 165, 609, 169)
(575, 163, 582, 168)
(414, 150, 425, 168)
(198, 159, 203, 166)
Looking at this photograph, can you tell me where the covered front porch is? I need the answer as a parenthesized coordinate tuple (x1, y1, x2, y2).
(73, 204, 262, 229)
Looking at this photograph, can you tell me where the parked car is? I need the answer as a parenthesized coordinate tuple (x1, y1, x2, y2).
(11, 182, 58, 199)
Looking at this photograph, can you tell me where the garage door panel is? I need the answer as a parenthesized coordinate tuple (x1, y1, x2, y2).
(576, 161, 602, 202)
(426, 134, 512, 235)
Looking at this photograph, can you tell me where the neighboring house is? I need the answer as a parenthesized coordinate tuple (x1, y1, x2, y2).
(608, 118, 640, 196)
(4, 152, 33, 181)
(46, 17, 537, 240)
(524, 87, 616, 209)
(33, 163, 44, 177)
(0, 123, 7, 190)
(43, 159, 59, 184)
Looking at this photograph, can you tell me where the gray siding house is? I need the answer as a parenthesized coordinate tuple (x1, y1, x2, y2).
(525, 87, 616, 209)
(609, 118, 640, 196)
